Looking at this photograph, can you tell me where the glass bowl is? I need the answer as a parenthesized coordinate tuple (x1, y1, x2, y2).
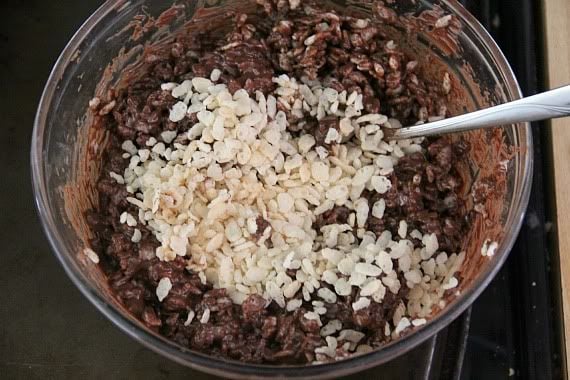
(31, 0, 532, 378)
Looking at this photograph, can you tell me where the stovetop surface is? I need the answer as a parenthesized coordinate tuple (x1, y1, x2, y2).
(0, 0, 562, 379)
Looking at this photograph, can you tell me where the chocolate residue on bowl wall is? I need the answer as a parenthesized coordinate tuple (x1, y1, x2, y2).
(61, 0, 512, 362)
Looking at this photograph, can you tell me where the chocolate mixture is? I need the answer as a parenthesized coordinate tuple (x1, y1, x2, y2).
(87, 1, 469, 364)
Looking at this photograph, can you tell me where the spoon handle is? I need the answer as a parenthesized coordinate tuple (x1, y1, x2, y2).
(390, 85, 570, 140)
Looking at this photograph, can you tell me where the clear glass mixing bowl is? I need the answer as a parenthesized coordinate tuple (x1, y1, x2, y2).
(31, 0, 532, 378)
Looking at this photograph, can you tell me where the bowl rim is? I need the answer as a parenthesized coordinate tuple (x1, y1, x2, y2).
(31, 0, 533, 378)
